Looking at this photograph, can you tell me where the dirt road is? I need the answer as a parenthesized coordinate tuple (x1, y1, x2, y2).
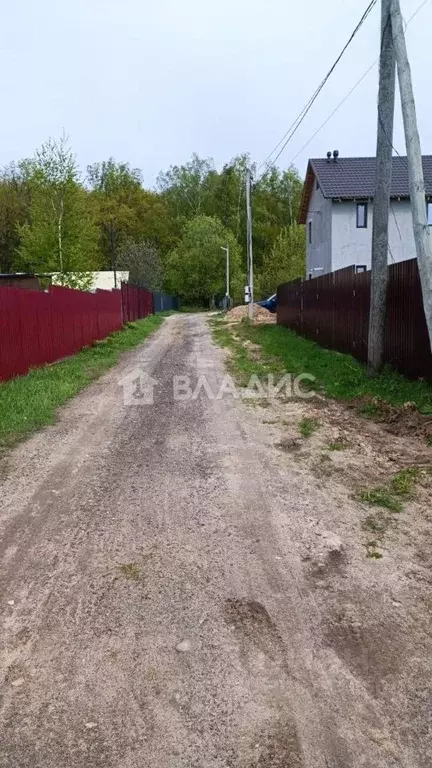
(0, 314, 431, 767)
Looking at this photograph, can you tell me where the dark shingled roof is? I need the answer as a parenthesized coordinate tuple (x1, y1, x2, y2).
(298, 155, 432, 223)
(311, 155, 432, 198)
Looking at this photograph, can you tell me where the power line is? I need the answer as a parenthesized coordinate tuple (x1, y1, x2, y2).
(405, 0, 431, 25)
(289, 62, 377, 165)
(288, 0, 431, 166)
(379, 107, 401, 155)
(391, 202, 402, 240)
(257, 0, 379, 177)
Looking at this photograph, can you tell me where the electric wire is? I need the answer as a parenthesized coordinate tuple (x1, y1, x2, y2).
(257, 0, 379, 177)
(288, 0, 431, 167)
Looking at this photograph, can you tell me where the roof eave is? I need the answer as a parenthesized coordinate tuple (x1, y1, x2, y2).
(298, 162, 316, 224)
(330, 194, 411, 202)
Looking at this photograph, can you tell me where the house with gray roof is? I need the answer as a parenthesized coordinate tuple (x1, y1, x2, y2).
(298, 152, 432, 278)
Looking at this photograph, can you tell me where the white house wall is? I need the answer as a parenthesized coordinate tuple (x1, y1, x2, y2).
(90, 271, 130, 291)
(306, 183, 332, 278)
(52, 271, 130, 291)
(331, 199, 417, 272)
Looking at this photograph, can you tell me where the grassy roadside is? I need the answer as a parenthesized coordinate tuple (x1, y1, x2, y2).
(0, 315, 164, 454)
(210, 318, 432, 415)
(211, 317, 432, 561)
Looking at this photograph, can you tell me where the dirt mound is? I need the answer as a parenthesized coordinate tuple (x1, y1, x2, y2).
(346, 396, 432, 440)
(227, 304, 276, 325)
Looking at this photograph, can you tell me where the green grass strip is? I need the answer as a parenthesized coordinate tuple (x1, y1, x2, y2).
(0, 315, 164, 453)
(233, 323, 432, 415)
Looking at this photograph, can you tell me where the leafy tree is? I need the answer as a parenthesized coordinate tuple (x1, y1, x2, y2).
(260, 223, 305, 296)
(87, 158, 143, 193)
(0, 163, 30, 273)
(164, 215, 243, 306)
(132, 191, 180, 255)
(156, 153, 215, 221)
(16, 136, 99, 288)
(202, 155, 250, 236)
(252, 166, 303, 277)
(256, 166, 303, 227)
(2, 134, 305, 302)
(118, 239, 163, 291)
(88, 159, 177, 270)
(87, 158, 143, 272)
(157, 153, 303, 294)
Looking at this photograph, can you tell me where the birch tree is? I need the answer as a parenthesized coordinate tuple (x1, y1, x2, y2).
(17, 136, 99, 288)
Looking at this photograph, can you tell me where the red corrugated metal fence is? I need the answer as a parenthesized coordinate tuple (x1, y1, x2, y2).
(0, 281, 169, 383)
(121, 282, 153, 322)
(0, 285, 122, 382)
(277, 259, 432, 381)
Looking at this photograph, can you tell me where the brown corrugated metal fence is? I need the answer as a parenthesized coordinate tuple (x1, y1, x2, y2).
(277, 259, 432, 381)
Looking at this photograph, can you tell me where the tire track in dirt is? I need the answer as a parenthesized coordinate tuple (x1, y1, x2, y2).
(0, 314, 430, 767)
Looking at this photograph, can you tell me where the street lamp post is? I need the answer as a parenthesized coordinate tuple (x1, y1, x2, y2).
(221, 245, 230, 308)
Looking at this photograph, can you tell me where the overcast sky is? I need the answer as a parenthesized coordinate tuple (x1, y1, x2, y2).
(1, 0, 430, 186)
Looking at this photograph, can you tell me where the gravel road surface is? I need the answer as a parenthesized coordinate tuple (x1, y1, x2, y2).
(0, 314, 430, 767)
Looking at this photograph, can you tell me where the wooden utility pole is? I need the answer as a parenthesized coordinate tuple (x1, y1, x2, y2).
(368, 0, 396, 373)
(245, 169, 254, 320)
(390, 0, 432, 350)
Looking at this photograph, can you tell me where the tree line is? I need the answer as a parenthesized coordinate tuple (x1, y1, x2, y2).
(0, 135, 305, 304)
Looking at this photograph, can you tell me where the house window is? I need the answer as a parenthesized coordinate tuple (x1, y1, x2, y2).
(356, 203, 368, 228)
(308, 221, 312, 244)
(356, 265, 367, 274)
(427, 202, 432, 225)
